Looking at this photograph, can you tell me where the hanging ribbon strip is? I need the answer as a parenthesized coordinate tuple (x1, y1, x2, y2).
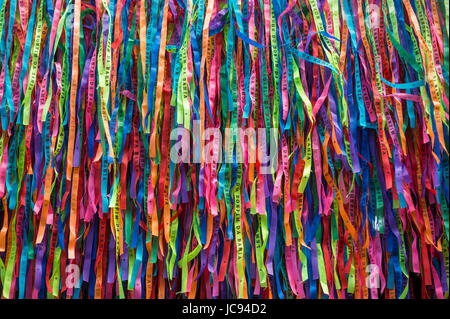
(0, 0, 449, 299)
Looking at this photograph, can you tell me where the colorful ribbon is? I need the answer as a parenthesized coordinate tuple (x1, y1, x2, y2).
(0, 0, 448, 299)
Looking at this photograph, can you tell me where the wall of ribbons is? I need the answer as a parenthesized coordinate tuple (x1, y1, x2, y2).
(0, 0, 449, 299)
